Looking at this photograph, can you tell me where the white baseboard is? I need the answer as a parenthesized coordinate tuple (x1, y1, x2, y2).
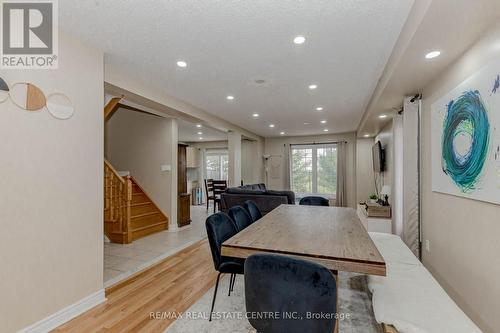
(18, 289, 105, 333)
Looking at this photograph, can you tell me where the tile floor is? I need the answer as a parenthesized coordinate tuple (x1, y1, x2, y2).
(104, 204, 211, 287)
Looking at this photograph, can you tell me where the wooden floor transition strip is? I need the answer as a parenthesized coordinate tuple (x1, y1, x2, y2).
(52, 239, 218, 333)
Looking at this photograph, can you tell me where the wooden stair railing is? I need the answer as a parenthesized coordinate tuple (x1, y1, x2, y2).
(104, 160, 169, 243)
(104, 159, 132, 244)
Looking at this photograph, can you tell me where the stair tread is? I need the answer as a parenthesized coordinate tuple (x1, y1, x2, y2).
(131, 211, 162, 219)
(104, 164, 168, 243)
(132, 221, 168, 232)
(109, 231, 127, 235)
(130, 202, 153, 207)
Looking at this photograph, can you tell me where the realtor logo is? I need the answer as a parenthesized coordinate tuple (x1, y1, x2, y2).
(1, 0, 58, 69)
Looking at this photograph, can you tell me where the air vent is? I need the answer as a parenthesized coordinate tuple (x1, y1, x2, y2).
(248, 77, 271, 87)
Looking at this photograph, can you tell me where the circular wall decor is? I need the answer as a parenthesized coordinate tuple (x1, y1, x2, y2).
(46, 93, 74, 120)
(0, 77, 9, 103)
(10, 82, 46, 111)
(441, 90, 490, 193)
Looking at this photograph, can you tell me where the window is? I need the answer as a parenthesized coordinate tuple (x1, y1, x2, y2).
(205, 150, 228, 180)
(291, 144, 337, 196)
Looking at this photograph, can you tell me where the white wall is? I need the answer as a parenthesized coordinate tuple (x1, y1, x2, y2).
(0, 31, 104, 332)
(242, 139, 265, 184)
(421, 22, 500, 333)
(356, 138, 376, 202)
(264, 132, 357, 208)
(107, 109, 176, 222)
(227, 132, 242, 187)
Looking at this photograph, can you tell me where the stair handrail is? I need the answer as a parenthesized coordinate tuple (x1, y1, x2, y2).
(104, 159, 125, 184)
(104, 159, 132, 240)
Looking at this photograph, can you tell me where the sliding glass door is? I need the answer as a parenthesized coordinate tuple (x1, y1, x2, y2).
(291, 144, 337, 197)
(205, 150, 228, 180)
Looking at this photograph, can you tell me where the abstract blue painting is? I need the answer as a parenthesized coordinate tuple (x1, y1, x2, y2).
(432, 59, 500, 204)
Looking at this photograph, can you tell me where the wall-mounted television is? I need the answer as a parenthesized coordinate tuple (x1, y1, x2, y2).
(372, 141, 385, 172)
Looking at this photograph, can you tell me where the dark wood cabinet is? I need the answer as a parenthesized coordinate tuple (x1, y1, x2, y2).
(177, 144, 191, 227)
(178, 193, 191, 227)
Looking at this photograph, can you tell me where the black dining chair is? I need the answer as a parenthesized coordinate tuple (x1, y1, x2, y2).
(228, 205, 253, 231)
(205, 212, 245, 321)
(245, 254, 337, 333)
(243, 200, 263, 222)
(299, 196, 330, 206)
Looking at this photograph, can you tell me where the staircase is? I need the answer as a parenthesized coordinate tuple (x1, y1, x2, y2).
(129, 177, 169, 240)
(103, 97, 169, 244)
(104, 160, 169, 244)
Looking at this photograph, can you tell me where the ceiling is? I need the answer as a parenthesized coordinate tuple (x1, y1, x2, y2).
(60, 0, 414, 137)
(178, 119, 227, 143)
(113, 94, 227, 142)
(358, 0, 500, 136)
(115, 99, 228, 142)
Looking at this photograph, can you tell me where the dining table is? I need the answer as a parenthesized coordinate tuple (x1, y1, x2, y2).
(221, 204, 386, 276)
(221, 204, 386, 333)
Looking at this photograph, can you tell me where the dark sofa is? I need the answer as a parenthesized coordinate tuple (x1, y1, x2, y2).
(220, 183, 295, 215)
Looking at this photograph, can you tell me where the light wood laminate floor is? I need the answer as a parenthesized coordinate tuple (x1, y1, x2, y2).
(53, 239, 218, 333)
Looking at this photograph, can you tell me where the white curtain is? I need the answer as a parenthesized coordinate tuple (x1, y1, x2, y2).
(402, 97, 421, 257)
(336, 141, 347, 207)
(283, 144, 291, 190)
(393, 114, 404, 237)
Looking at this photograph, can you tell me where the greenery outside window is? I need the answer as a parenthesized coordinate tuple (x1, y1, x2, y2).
(291, 144, 337, 197)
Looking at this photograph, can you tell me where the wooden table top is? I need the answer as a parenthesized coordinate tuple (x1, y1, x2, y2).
(221, 204, 386, 276)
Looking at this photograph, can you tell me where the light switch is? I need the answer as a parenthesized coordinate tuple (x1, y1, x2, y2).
(161, 164, 171, 172)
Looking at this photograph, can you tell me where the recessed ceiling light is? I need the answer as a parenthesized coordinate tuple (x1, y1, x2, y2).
(323, 129, 329, 132)
(308, 84, 318, 90)
(197, 131, 203, 135)
(280, 131, 285, 135)
(252, 113, 259, 118)
(364, 134, 370, 137)
(176, 60, 187, 68)
(226, 95, 234, 100)
(316, 107, 323, 111)
(293, 35, 306, 45)
(425, 51, 441, 59)
(196, 124, 202, 128)
(269, 124, 275, 128)
(320, 120, 327, 124)
(198, 137, 203, 140)
(379, 114, 387, 119)
(304, 122, 311, 125)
